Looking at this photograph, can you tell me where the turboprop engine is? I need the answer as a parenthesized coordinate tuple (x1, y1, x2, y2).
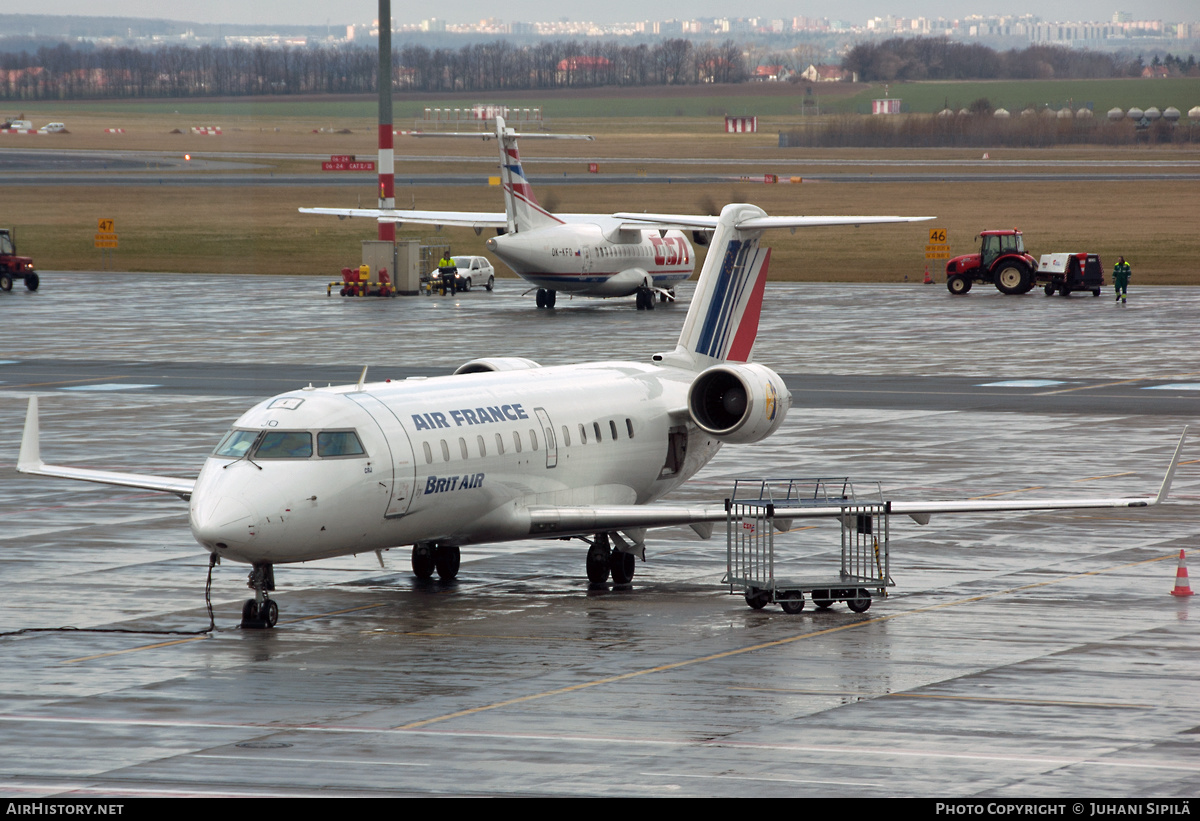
(687, 363, 791, 445)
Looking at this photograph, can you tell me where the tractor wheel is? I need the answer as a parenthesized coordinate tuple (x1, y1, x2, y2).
(947, 275, 971, 295)
(995, 264, 1027, 295)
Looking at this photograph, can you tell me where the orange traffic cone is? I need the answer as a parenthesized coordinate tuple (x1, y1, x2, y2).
(1170, 549, 1194, 597)
(923, 265, 933, 285)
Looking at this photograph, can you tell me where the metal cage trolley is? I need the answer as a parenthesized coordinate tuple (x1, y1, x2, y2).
(724, 478, 894, 614)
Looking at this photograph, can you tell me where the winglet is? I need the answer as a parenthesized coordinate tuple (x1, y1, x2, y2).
(17, 396, 43, 472)
(1155, 426, 1188, 505)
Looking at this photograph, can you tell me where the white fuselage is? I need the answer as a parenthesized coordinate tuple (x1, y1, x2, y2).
(486, 220, 694, 297)
(189, 363, 720, 565)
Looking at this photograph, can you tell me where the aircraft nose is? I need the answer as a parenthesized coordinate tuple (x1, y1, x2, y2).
(190, 494, 258, 549)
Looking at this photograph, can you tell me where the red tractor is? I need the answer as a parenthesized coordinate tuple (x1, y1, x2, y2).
(0, 228, 38, 292)
(945, 229, 1038, 296)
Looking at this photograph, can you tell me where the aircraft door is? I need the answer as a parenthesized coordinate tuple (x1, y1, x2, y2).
(346, 392, 417, 518)
(534, 407, 557, 469)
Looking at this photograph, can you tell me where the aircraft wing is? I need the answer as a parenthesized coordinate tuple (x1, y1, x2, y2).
(611, 213, 936, 231)
(524, 427, 1186, 536)
(298, 207, 507, 230)
(17, 397, 195, 500)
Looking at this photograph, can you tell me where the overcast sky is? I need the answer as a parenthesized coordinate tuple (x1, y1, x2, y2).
(4, 1, 1196, 28)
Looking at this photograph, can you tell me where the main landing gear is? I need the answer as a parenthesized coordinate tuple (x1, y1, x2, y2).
(411, 542, 461, 580)
(585, 532, 637, 585)
(535, 288, 557, 308)
(241, 563, 278, 629)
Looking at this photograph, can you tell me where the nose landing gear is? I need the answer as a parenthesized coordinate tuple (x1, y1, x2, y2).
(241, 563, 278, 629)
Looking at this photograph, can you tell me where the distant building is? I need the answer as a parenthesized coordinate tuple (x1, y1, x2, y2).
(800, 64, 852, 82)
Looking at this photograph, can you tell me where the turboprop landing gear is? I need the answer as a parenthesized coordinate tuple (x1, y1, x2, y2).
(241, 563, 278, 629)
(635, 286, 656, 310)
(535, 288, 557, 308)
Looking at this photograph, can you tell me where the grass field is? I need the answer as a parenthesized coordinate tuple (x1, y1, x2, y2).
(4, 89, 1199, 285)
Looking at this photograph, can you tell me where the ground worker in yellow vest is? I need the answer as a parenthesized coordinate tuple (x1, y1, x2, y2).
(1113, 256, 1131, 305)
(437, 251, 458, 296)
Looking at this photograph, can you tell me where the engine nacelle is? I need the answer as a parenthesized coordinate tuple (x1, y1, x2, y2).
(687, 363, 791, 444)
(454, 357, 542, 375)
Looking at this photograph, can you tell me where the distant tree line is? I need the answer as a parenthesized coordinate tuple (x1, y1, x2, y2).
(842, 37, 1153, 82)
(0, 38, 747, 100)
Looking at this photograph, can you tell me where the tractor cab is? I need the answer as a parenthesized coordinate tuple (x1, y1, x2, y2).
(979, 231, 1025, 269)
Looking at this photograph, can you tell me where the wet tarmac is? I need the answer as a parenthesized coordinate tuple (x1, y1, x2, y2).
(1, 274, 1198, 797)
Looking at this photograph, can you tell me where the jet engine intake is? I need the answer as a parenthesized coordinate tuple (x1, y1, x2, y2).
(687, 363, 790, 444)
(454, 357, 542, 375)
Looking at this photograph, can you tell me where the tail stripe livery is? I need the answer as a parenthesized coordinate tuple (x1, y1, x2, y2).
(694, 239, 770, 362)
(499, 130, 562, 232)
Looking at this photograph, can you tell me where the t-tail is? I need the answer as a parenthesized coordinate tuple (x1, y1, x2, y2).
(663, 204, 773, 370)
(495, 116, 569, 234)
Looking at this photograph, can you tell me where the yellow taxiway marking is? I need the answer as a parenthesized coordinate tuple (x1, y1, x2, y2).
(729, 686, 1151, 709)
(395, 552, 1178, 730)
(65, 635, 209, 663)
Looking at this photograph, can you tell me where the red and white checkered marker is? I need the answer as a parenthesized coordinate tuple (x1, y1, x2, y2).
(1170, 549, 1194, 597)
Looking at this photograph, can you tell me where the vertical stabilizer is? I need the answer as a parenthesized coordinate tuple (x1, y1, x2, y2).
(495, 116, 562, 234)
(665, 204, 772, 369)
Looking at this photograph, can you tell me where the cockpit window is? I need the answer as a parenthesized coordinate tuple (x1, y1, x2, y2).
(214, 429, 260, 458)
(255, 431, 313, 459)
(317, 431, 366, 457)
(213, 428, 366, 460)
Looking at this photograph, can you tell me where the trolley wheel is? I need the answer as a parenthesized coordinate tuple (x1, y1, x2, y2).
(1044, 284, 1055, 296)
(811, 589, 834, 610)
(846, 589, 872, 613)
(744, 588, 770, 610)
(779, 591, 805, 614)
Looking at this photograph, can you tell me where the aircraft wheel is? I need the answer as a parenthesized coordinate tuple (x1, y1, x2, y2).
(434, 545, 460, 580)
(586, 537, 611, 583)
(0, 274, 12, 292)
(779, 591, 805, 614)
(610, 550, 635, 585)
(744, 588, 770, 610)
(262, 599, 278, 628)
(846, 589, 872, 613)
(536, 289, 546, 308)
(25, 272, 38, 291)
(546, 290, 556, 308)
(412, 543, 435, 579)
(242, 599, 258, 624)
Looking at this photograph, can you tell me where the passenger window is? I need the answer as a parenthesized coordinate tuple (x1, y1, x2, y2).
(459, 437, 469, 459)
(579, 423, 587, 444)
(255, 431, 313, 459)
(530, 429, 538, 450)
(440, 440, 450, 461)
(562, 425, 571, 447)
(626, 418, 634, 438)
(423, 442, 432, 464)
(495, 432, 505, 455)
(593, 422, 602, 442)
(513, 431, 522, 453)
(609, 420, 618, 440)
(477, 435, 486, 457)
(317, 431, 365, 457)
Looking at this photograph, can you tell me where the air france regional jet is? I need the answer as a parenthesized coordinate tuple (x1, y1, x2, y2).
(300, 116, 695, 310)
(17, 204, 1186, 628)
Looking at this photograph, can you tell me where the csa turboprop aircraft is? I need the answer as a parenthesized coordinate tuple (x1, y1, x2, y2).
(17, 204, 1186, 629)
(300, 116, 696, 310)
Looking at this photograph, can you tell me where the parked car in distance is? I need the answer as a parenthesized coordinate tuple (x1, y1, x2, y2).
(428, 255, 495, 292)
(38, 122, 67, 133)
